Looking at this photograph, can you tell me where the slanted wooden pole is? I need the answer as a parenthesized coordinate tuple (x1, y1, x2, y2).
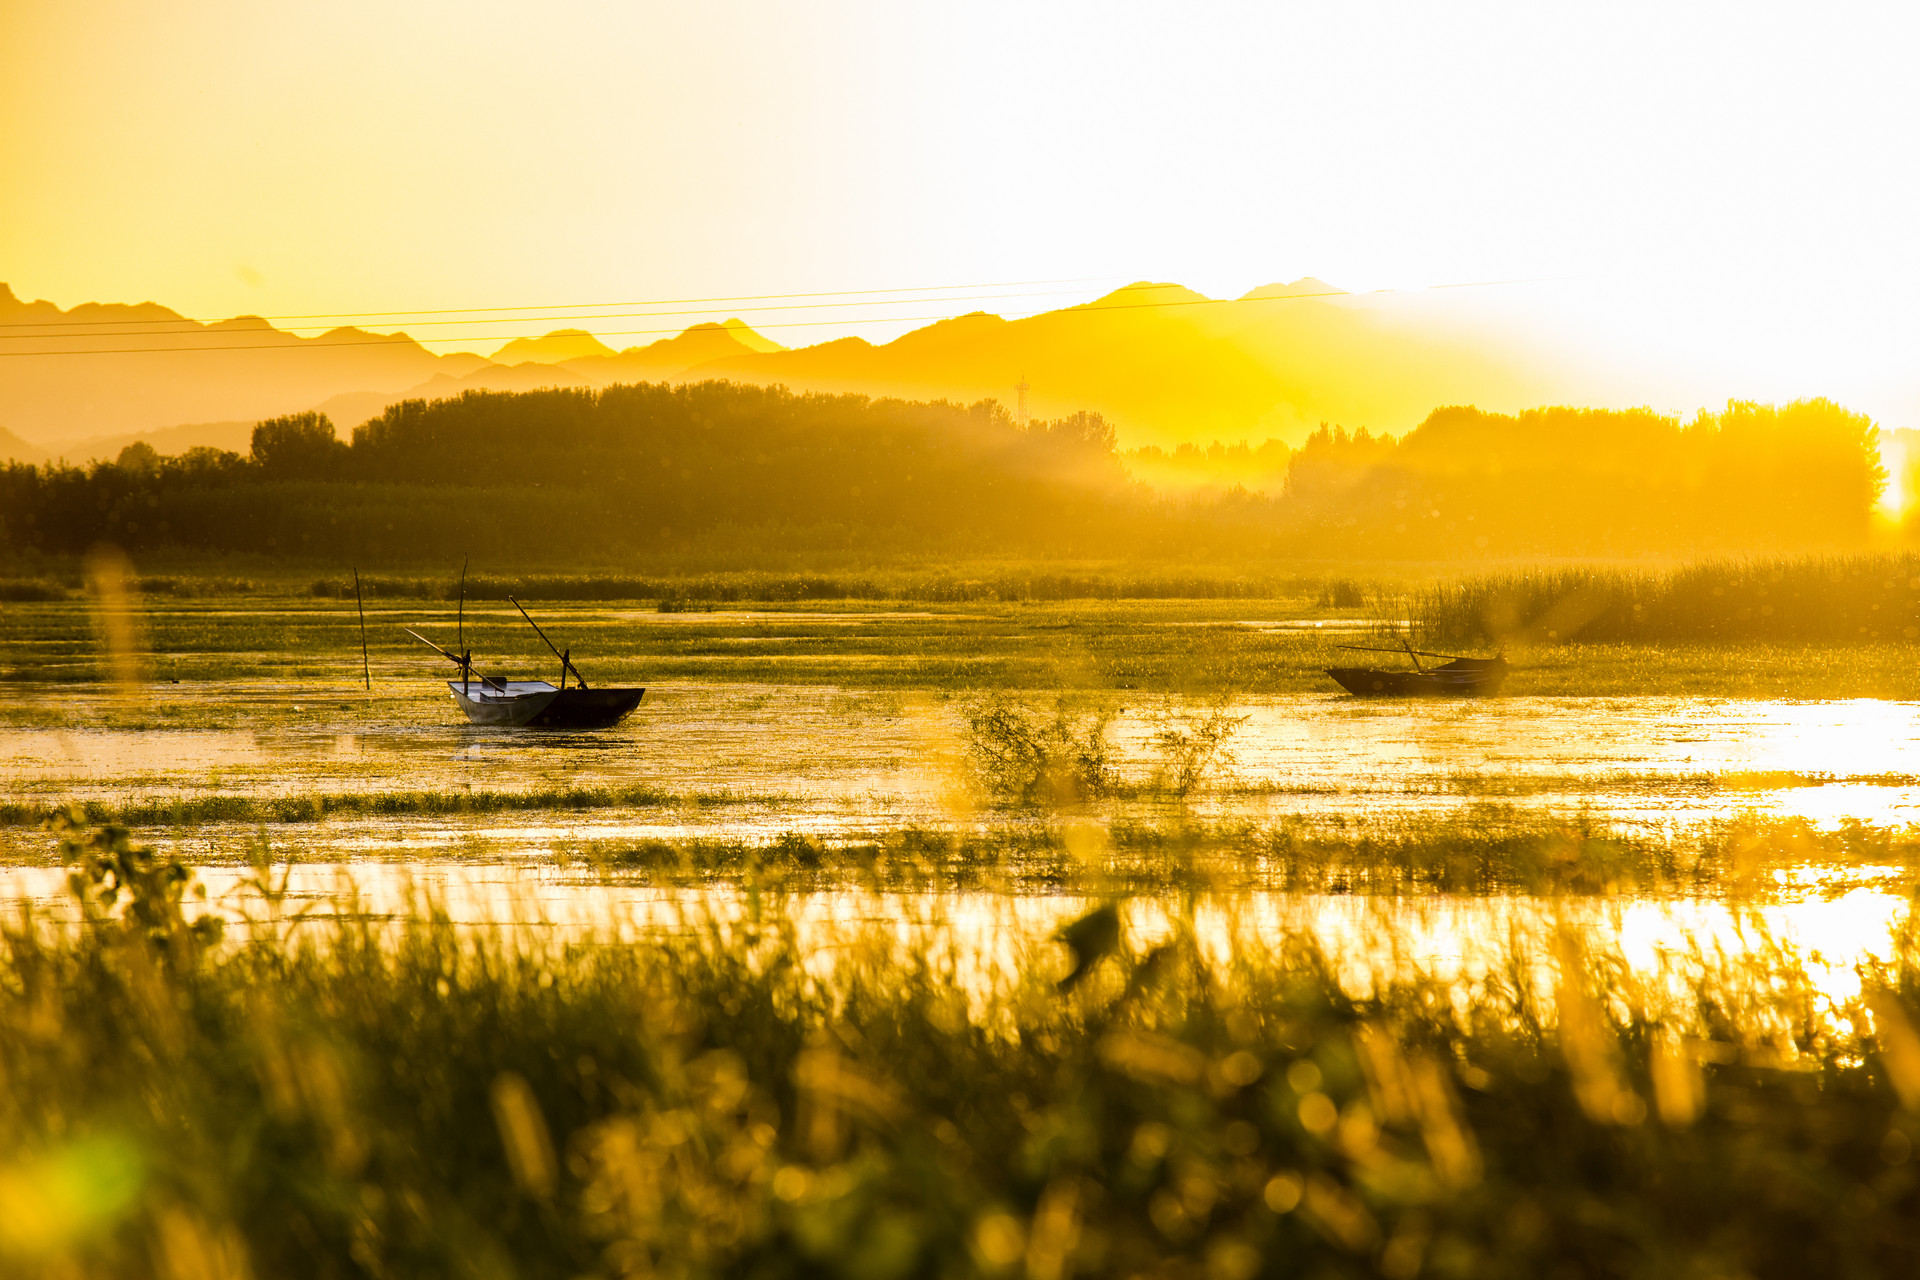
(403, 628, 505, 691)
(510, 597, 589, 689)
(1396, 630, 1427, 674)
(354, 569, 370, 692)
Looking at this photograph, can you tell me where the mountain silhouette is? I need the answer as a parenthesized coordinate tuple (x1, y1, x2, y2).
(561, 319, 787, 385)
(622, 280, 1554, 446)
(0, 278, 1560, 457)
(490, 329, 617, 364)
(0, 283, 487, 444)
(0, 425, 47, 465)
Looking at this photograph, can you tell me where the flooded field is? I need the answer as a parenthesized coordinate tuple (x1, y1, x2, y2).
(5, 592, 1919, 982)
(9, 592, 1920, 1277)
(4, 679, 1918, 856)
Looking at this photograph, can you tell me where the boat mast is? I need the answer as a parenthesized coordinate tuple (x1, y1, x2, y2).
(510, 597, 589, 689)
(353, 568, 370, 692)
(458, 558, 469, 696)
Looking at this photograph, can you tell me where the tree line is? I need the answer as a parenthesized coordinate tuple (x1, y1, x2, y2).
(0, 381, 1889, 563)
(1281, 400, 1884, 554)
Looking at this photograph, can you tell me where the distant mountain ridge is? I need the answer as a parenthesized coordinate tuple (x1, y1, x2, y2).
(0, 276, 1566, 459)
(616, 280, 1557, 446)
(0, 283, 489, 443)
(0, 425, 47, 466)
(490, 329, 617, 364)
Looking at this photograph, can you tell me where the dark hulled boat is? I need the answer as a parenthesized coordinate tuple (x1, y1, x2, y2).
(405, 592, 645, 729)
(1325, 654, 1508, 697)
(1325, 637, 1508, 697)
(447, 679, 645, 728)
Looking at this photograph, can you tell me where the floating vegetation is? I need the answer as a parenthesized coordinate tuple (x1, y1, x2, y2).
(0, 784, 712, 829)
(961, 693, 1121, 804)
(308, 568, 1368, 605)
(544, 811, 1920, 900)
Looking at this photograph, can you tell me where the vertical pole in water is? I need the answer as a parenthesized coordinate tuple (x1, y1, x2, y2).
(354, 568, 370, 692)
(459, 557, 470, 696)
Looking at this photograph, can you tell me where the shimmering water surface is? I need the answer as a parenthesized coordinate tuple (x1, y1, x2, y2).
(0, 858, 1899, 1017)
(4, 683, 1918, 853)
(5, 672, 1917, 1005)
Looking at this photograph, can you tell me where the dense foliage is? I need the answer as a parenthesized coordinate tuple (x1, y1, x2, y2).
(1286, 399, 1886, 554)
(0, 383, 1132, 560)
(8, 819, 1920, 1279)
(0, 383, 1888, 561)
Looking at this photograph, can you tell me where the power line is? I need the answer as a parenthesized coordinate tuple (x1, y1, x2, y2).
(0, 279, 1549, 359)
(0, 285, 1117, 342)
(0, 275, 1130, 332)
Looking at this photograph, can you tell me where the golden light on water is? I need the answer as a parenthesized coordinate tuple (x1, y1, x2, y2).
(15, 687, 1920, 835)
(0, 861, 1908, 1022)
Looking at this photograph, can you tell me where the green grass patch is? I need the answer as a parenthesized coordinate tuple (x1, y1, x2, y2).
(0, 784, 712, 828)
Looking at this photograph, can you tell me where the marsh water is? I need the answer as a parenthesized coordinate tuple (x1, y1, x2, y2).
(5, 682, 1916, 847)
(2, 676, 1914, 1004)
(5, 588, 1918, 1009)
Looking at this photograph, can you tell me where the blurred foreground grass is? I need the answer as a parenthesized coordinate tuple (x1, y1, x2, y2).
(8, 817, 1920, 1278)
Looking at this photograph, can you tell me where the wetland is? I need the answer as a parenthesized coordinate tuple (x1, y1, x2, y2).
(7, 576, 1920, 1277)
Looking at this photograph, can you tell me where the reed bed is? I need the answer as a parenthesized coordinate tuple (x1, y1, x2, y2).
(554, 810, 1918, 899)
(1414, 552, 1920, 646)
(5, 819, 1920, 1278)
(119, 806, 1885, 902)
(10, 800, 1913, 899)
(0, 784, 734, 830)
(308, 570, 1355, 605)
(0, 577, 67, 601)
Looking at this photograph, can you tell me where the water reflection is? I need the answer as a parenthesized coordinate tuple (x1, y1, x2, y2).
(1, 860, 1905, 1013)
(6, 684, 1919, 854)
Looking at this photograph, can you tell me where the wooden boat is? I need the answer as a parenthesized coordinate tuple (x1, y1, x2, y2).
(446, 678, 645, 728)
(1325, 644, 1508, 697)
(404, 593, 644, 728)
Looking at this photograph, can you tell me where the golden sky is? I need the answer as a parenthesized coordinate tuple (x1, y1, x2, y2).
(6, 1, 1920, 425)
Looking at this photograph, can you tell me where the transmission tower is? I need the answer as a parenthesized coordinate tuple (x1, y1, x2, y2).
(1015, 372, 1030, 426)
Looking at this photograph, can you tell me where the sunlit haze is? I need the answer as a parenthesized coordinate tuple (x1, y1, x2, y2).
(14, 7, 1920, 1266)
(7, 1, 1920, 428)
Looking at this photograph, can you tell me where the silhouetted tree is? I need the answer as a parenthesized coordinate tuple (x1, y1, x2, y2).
(251, 412, 346, 479)
(0, 384, 1891, 561)
(115, 441, 160, 475)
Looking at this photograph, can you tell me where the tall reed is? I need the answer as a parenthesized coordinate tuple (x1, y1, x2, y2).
(5, 821, 1920, 1277)
(1414, 553, 1920, 646)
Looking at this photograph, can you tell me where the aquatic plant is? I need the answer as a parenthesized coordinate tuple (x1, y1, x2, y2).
(1145, 697, 1249, 797)
(961, 693, 1119, 805)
